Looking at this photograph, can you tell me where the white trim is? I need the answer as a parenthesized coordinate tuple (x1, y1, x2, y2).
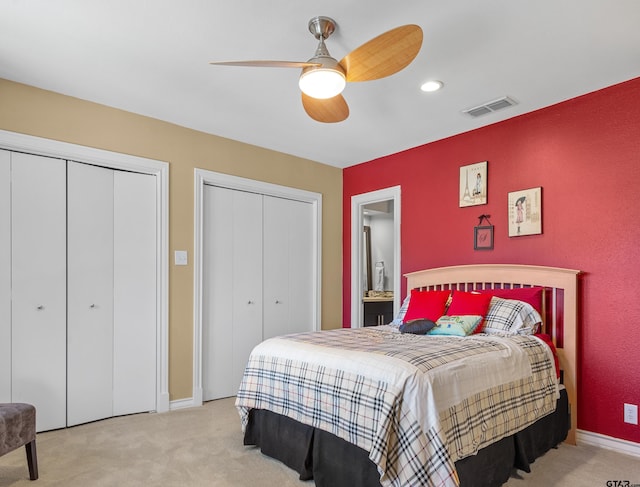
(169, 397, 198, 411)
(577, 429, 640, 458)
(193, 169, 322, 407)
(0, 129, 170, 414)
(351, 186, 401, 328)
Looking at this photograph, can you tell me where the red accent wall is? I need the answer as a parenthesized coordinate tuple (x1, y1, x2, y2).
(343, 77, 640, 444)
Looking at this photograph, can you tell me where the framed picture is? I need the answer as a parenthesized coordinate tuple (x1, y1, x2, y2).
(474, 225, 494, 250)
(459, 161, 487, 207)
(508, 187, 542, 237)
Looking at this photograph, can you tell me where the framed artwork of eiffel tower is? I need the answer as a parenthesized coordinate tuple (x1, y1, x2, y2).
(459, 161, 487, 207)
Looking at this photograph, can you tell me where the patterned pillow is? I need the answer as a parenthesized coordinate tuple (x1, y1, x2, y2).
(390, 294, 411, 326)
(429, 315, 483, 336)
(482, 297, 542, 335)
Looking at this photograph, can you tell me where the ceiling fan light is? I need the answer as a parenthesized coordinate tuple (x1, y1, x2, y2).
(299, 67, 346, 99)
(420, 80, 443, 92)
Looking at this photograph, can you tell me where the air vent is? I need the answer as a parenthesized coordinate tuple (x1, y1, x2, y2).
(463, 96, 518, 118)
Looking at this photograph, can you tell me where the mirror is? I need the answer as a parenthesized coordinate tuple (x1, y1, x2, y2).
(363, 226, 372, 293)
(362, 200, 394, 295)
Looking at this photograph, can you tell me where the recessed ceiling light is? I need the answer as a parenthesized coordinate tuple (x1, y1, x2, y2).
(420, 80, 443, 92)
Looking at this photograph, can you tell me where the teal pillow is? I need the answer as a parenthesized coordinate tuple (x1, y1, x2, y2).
(429, 315, 483, 336)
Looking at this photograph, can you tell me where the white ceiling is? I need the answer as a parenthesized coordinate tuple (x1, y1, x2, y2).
(2, 0, 639, 168)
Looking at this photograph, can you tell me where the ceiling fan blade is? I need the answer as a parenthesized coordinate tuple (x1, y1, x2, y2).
(302, 93, 349, 123)
(209, 60, 321, 68)
(339, 24, 423, 82)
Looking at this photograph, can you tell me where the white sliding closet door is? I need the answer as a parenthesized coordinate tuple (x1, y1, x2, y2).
(11, 152, 67, 432)
(263, 195, 314, 339)
(0, 150, 11, 402)
(202, 185, 263, 400)
(113, 170, 157, 416)
(67, 162, 115, 426)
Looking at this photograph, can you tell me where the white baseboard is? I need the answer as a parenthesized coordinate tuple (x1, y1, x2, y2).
(577, 429, 640, 458)
(169, 397, 198, 410)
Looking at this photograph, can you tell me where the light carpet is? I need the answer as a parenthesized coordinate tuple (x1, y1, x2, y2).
(1, 397, 638, 486)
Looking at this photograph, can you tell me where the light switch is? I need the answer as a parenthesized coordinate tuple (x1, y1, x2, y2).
(174, 250, 188, 266)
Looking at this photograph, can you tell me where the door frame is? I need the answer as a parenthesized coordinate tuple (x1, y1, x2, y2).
(350, 186, 401, 328)
(193, 169, 322, 406)
(0, 129, 170, 413)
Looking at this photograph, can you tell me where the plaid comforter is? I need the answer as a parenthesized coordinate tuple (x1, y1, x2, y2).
(236, 326, 558, 487)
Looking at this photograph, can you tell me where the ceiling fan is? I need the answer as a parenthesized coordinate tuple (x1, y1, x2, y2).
(210, 17, 423, 123)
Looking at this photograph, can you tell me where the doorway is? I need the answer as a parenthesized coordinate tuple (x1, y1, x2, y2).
(350, 186, 401, 328)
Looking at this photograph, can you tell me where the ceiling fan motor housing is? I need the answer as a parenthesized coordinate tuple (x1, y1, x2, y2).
(308, 16, 336, 40)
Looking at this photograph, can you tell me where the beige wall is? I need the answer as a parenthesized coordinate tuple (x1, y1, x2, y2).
(0, 78, 343, 401)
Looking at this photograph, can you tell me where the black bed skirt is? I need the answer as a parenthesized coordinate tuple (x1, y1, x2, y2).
(244, 388, 569, 487)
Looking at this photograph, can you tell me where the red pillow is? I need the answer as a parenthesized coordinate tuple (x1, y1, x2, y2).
(476, 286, 544, 313)
(446, 290, 494, 333)
(403, 289, 450, 323)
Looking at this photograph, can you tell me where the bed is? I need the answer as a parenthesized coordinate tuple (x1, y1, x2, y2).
(236, 264, 580, 487)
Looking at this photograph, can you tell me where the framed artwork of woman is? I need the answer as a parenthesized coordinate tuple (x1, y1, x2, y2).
(508, 187, 542, 236)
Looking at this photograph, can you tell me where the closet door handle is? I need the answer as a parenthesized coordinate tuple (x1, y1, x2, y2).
(275, 300, 281, 304)
(247, 300, 254, 305)
(89, 304, 96, 309)
(36, 305, 44, 310)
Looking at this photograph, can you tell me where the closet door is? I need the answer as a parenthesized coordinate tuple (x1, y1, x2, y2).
(67, 161, 114, 426)
(113, 170, 157, 416)
(203, 186, 234, 400)
(202, 186, 263, 400)
(11, 152, 67, 432)
(68, 163, 157, 425)
(263, 195, 314, 339)
(0, 150, 10, 402)
(230, 190, 264, 392)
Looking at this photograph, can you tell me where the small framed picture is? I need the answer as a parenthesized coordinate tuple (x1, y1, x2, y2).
(474, 225, 494, 250)
(459, 161, 487, 207)
(508, 187, 542, 237)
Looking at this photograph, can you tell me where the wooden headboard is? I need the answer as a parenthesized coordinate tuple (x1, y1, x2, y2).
(404, 264, 580, 445)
